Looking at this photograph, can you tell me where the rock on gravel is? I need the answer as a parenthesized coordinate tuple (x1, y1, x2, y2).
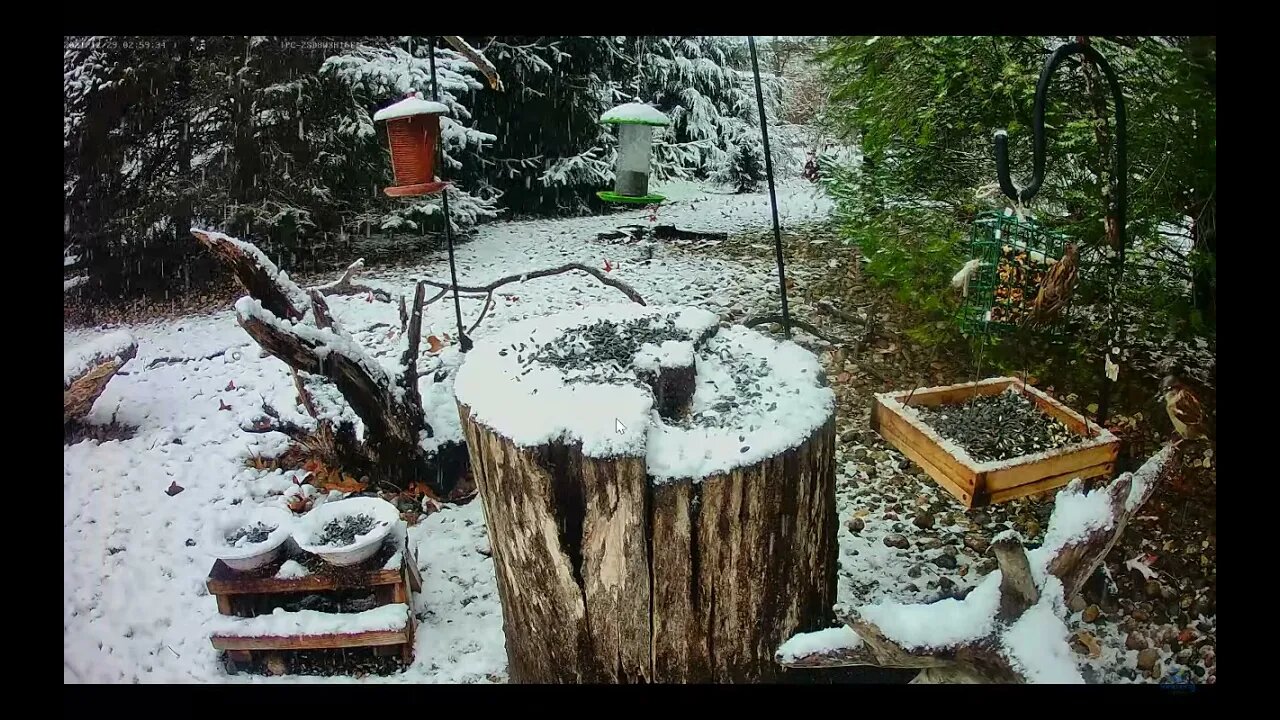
(1125, 631, 1149, 651)
(883, 533, 910, 550)
(1137, 648, 1161, 675)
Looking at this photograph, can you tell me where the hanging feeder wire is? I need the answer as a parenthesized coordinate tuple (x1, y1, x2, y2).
(428, 36, 472, 353)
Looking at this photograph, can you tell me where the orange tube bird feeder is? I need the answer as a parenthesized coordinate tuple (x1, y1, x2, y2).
(375, 93, 450, 197)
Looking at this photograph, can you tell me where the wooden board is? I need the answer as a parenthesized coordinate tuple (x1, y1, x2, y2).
(872, 377, 1121, 508)
(404, 538, 423, 593)
(211, 628, 409, 651)
(874, 406, 977, 507)
(207, 561, 402, 596)
(872, 400, 977, 489)
(884, 377, 1013, 409)
(983, 442, 1118, 492)
(986, 462, 1115, 505)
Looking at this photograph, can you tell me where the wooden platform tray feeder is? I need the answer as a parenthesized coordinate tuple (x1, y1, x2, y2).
(871, 377, 1118, 508)
(207, 526, 423, 673)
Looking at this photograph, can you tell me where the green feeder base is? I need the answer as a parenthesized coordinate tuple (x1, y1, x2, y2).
(597, 191, 665, 205)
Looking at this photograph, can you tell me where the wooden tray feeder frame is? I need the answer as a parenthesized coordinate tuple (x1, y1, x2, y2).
(871, 377, 1119, 508)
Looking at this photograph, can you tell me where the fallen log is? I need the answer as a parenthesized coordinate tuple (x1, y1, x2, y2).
(193, 229, 464, 493)
(777, 445, 1175, 683)
(64, 330, 137, 425)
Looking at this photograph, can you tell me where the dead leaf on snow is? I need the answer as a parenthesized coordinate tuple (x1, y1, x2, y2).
(1073, 631, 1102, 658)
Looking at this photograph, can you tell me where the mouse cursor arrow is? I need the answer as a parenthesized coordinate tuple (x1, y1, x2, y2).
(616, 418, 627, 435)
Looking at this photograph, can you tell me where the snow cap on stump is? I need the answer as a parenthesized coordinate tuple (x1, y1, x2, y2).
(375, 91, 450, 198)
(454, 304, 835, 482)
(598, 102, 670, 205)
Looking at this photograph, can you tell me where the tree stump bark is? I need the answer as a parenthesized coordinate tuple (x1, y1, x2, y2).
(455, 305, 838, 683)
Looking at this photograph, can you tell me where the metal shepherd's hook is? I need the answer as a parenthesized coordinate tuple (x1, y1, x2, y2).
(993, 40, 1127, 427)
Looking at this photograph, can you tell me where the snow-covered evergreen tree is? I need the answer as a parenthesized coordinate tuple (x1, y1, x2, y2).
(637, 36, 779, 187)
(64, 35, 792, 305)
(465, 36, 627, 216)
(712, 129, 765, 192)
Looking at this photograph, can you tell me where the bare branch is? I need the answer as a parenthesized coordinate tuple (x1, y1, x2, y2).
(309, 257, 393, 302)
(992, 533, 1039, 621)
(467, 293, 496, 335)
(309, 290, 335, 331)
(402, 282, 426, 378)
(417, 262, 647, 307)
(442, 36, 504, 91)
(743, 315, 846, 346)
(192, 230, 304, 321)
(146, 349, 227, 369)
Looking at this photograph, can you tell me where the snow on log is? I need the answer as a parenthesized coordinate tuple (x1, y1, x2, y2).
(442, 36, 503, 92)
(63, 330, 137, 424)
(192, 229, 309, 321)
(776, 445, 1176, 683)
(455, 304, 838, 682)
(63, 275, 89, 292)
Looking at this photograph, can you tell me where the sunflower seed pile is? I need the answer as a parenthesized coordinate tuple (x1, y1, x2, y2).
(525, 316, 694, 386)
(316, 513, 377, 547)
(680, 339, 776, 429)
(911, 388, 1082, 462)
(225, 522, 276, 547)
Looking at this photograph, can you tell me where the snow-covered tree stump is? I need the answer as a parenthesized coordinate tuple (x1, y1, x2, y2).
(64, 330, 137, 425)
(455, 305, 838, 683)
(775, 445, 1176, 683)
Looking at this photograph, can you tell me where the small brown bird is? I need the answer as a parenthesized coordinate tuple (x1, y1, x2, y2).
(1027, 243, 1079, 328)
(1160, 375, 1209, 444)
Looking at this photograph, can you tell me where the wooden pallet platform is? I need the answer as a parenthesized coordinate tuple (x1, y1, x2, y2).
(207, 526, 423, 672)
(871, 376, 1120, 508)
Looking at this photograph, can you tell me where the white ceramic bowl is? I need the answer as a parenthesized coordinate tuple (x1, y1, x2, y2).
(293, 497, 399, 567)
(208, 506, 294, 572)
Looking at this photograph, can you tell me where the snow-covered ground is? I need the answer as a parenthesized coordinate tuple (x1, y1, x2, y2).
(62, 181, 833, 684)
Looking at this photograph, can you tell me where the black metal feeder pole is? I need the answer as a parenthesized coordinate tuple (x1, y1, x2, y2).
(994, 40, 1127, 427)
(748, 36, 792, 339)
(429, 36, 473, 352)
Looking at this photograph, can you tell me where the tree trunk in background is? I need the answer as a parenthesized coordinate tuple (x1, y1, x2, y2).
(174, 37, 193, 268)
(1186, 37, 1216, 329)
(1190, 192, 1216, 326)
(460, 404, 837, 683)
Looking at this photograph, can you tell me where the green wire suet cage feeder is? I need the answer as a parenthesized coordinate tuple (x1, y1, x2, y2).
(957, 209, 1069, 337)
(597, 102, 671, 205)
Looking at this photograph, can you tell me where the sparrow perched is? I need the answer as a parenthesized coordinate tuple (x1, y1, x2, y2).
(1026, 243, 1079, 328)
(1160, 375, 1209, 444)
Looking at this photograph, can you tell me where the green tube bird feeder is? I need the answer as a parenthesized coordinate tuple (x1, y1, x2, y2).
(597, 102, 671, 205)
